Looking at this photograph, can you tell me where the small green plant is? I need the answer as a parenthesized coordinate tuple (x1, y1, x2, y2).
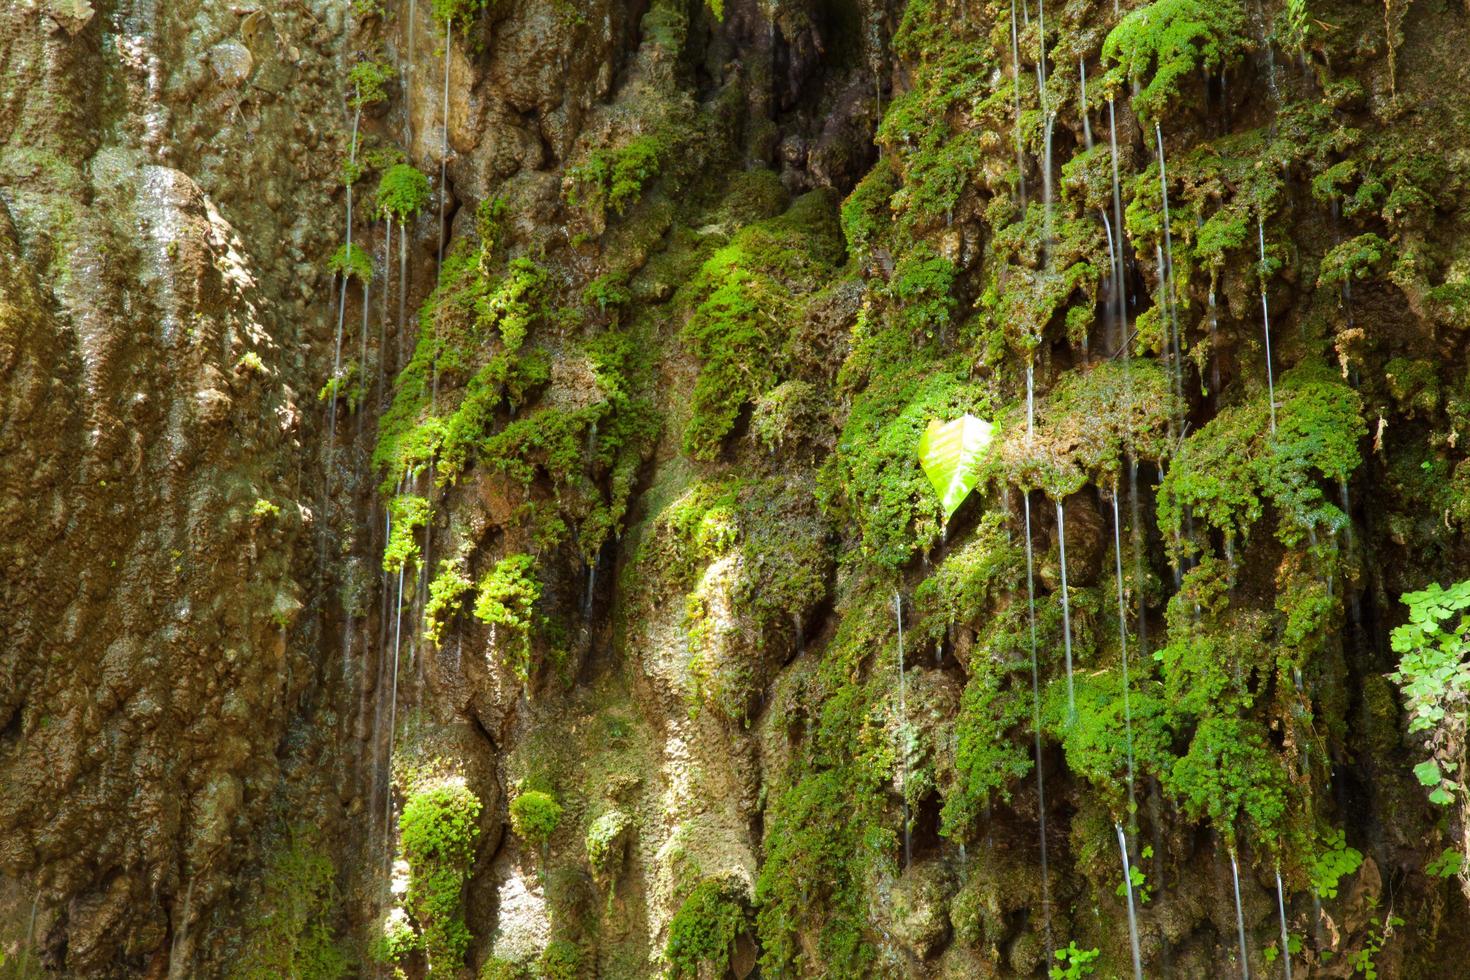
(376, 164, 432, 223)
(328, 241, 374, 282)
(473, 554, 541, 680)
(1311, 829, 1364, 899)
(230, 826, 349, 980)
(1103, 0, 1249, 120)
(1389, 580, 1470, 807)
(536, 940, 580, 980)
(1427, 847, 1464, 878)
(1050, 941, 1100, 979)
(1116, 846, 1155, 904)
(1344, 903, 1403, 980)
(508, 789, 562, 851)
(236, 350, 268, 375)
(347, 60, 396, 108)
(252, 498, 281, 519)
(665, 880, 748, 979)
(585, 809, 631, 882)
(398, 781, 483, 976)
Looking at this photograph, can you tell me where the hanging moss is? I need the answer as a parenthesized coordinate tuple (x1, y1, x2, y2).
(230, 826, 350, 980)
(473, 554, 542, 681)
(1102, 0, 1250, 121)
(376, 164, 432, 222)
(397, 781, 483, 976)
(664, 879, 749, 979)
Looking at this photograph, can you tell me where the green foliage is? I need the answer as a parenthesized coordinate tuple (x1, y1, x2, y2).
(1050, 941, 1101, 979)
(376, 164, 431, 222)
(1166, 715, 1288, 846)
(347, 60, 396, 108)
(664, 880, 747, 979)
(1103, 0, 1249, 119)
(1310, 828, 1363, 899)
(424, 560, 473, 645)
(430, 0, 493, 29)
(916, 415, 994, 520)
(1389, 580, 1470, 808)
(1159, 364, 1363, 555)
(584, 809, 631, 881)
(251, 498, 281, 519)
(473, 554, 542, 680)
(1117, 846, 1155, 904)
(237, 350, 268, 375)
(680, 190, 843, 460)
(231, 826, 349, 980)
(536, 940, 581, 980)
(1318, 233, 1389, 287)
(1427, 848, 1464, 878)
(509, 790, 563, 850)
(328, 241, 374, 282)
(398, 781, 483, 976)
(568, 134, 669, 216)
(383, 495, 431, 574)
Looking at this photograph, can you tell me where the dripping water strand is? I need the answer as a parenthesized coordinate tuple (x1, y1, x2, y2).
(1079, 58, 1093, 149)
(1057, 499, 1076, 723)
(1154, 123, 1185, 432)
(1231, 849, 1251, 979)
(1112, 490, 1137, 814)
(1276, 865, 1293, 980)
(1116, 822, 1145, 980)
(1259, 219, 1278, 433)
(895, 590, 910, 869)
(1024, 492, 1054, 960)
(1108, 97, 1128, 354)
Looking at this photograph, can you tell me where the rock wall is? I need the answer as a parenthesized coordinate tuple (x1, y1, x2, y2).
(5, 0, 1470, 977)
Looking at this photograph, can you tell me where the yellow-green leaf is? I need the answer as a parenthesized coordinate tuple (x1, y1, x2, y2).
(917, 415, 994, 520)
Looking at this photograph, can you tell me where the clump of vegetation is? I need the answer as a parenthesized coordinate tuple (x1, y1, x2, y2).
(584, 809, 631, 884)
(1310, 828, 1364, 899)
(568, 133, 668, 216)
(509, 789, 562, 852)
(1103, 0, 1250, 119)
(424, 559, 473, 645)
(473, 554, 542, 680)
(1050, 941, 1100, 979)
(347, 59, 395, 108)
(1390, 580, 1470, 809)
(664, 879, 749, 979)
(377, 164, 432, 223)
(230, 826, 349, 980)
(680, 190, 843, 460)
(251, 498, 281, 520)
(536, 940, 581, 980)
(397, 780, 483, 976)
(327, 241, 373, 282)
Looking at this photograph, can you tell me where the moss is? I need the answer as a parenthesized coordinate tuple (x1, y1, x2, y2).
(1103, 0, 1249, 120)
(584, 808, 631, 883)
(473, 554, 542, 681)
(394, 781, 483, 977)
(536, 940, 581, 980)
(376, 164, 432, 222)
(424, 559, 473, 645)
(509, 789, 563, 851)
(1318, 233, 1390, 287)
(347, 59, 396, 108)
(384, 495, 431, 574)
(1166, 715, 1289, 848)
(680, 190, 844, 460)
(664, 879, 748, 979)
(328, 241, 374, 282)
(230, 826, 349, 980)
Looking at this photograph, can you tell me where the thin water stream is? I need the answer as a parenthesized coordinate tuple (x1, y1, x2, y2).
(1116, 822, 1145, 979)
(1231, 849, 1251, 979)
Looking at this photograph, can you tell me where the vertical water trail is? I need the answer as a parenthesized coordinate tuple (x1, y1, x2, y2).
(1258, 219, 1278, 433)
(1231, 849, 1251, 979)
(20, 890, 38, 977)
(1102, 210, 1117, 347)
(405, 0, 417, 142)
(1128, 459, 1149, 658)
(1024, 492, 1054, 958)
(439, 17, 451, 275)
(1276, 865, 1293, 980)
(1112, 491, 1137, 812)
(1154, 124, 1185, 423)
(380, 218, 392, 393)
(385, 562, 405, 839)
(1079, 58, 1093, 150)
(167, 878, 196, 980)
(1057, 499, 1076, 722)
(1208, 286, 1223, 401)
(1108, 98, 1128, 352)
(895, 590, 910, 869)
(357, 273, 372, 449)
(1116, 822, 1145, 980)
(397, 220, 409, 367)
(1010, 0, 1027, 205)
(1026, 359, 1035, 438)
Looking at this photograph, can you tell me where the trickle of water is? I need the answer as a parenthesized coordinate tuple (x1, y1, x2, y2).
(1259, 219, 1278, 433)
(1116, 822, 1145, 980)
(1154, 124, 1185, 428)
(1026, 359, 1036, 439)
(1231, 849, 1251, 979)
(1108, 98, 1128, 351)
(1276, 865, 1293, 980)
(439, 17, 451, 274)
(385, 563, 405, 839)
(1057, 499, 1076, 723)
(397, 221, 409, 367)
(1102, 210, 1117, 348)
(379, 218, 392, 393)
(1208, 286, 1223, 399)
(1023, 492, 1054, 959)
(1079, 58, 1093, 150)
(1111, 491, 1137, 812)
(894, 590, 910, 869)
(1010, 0, 1027, 206)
